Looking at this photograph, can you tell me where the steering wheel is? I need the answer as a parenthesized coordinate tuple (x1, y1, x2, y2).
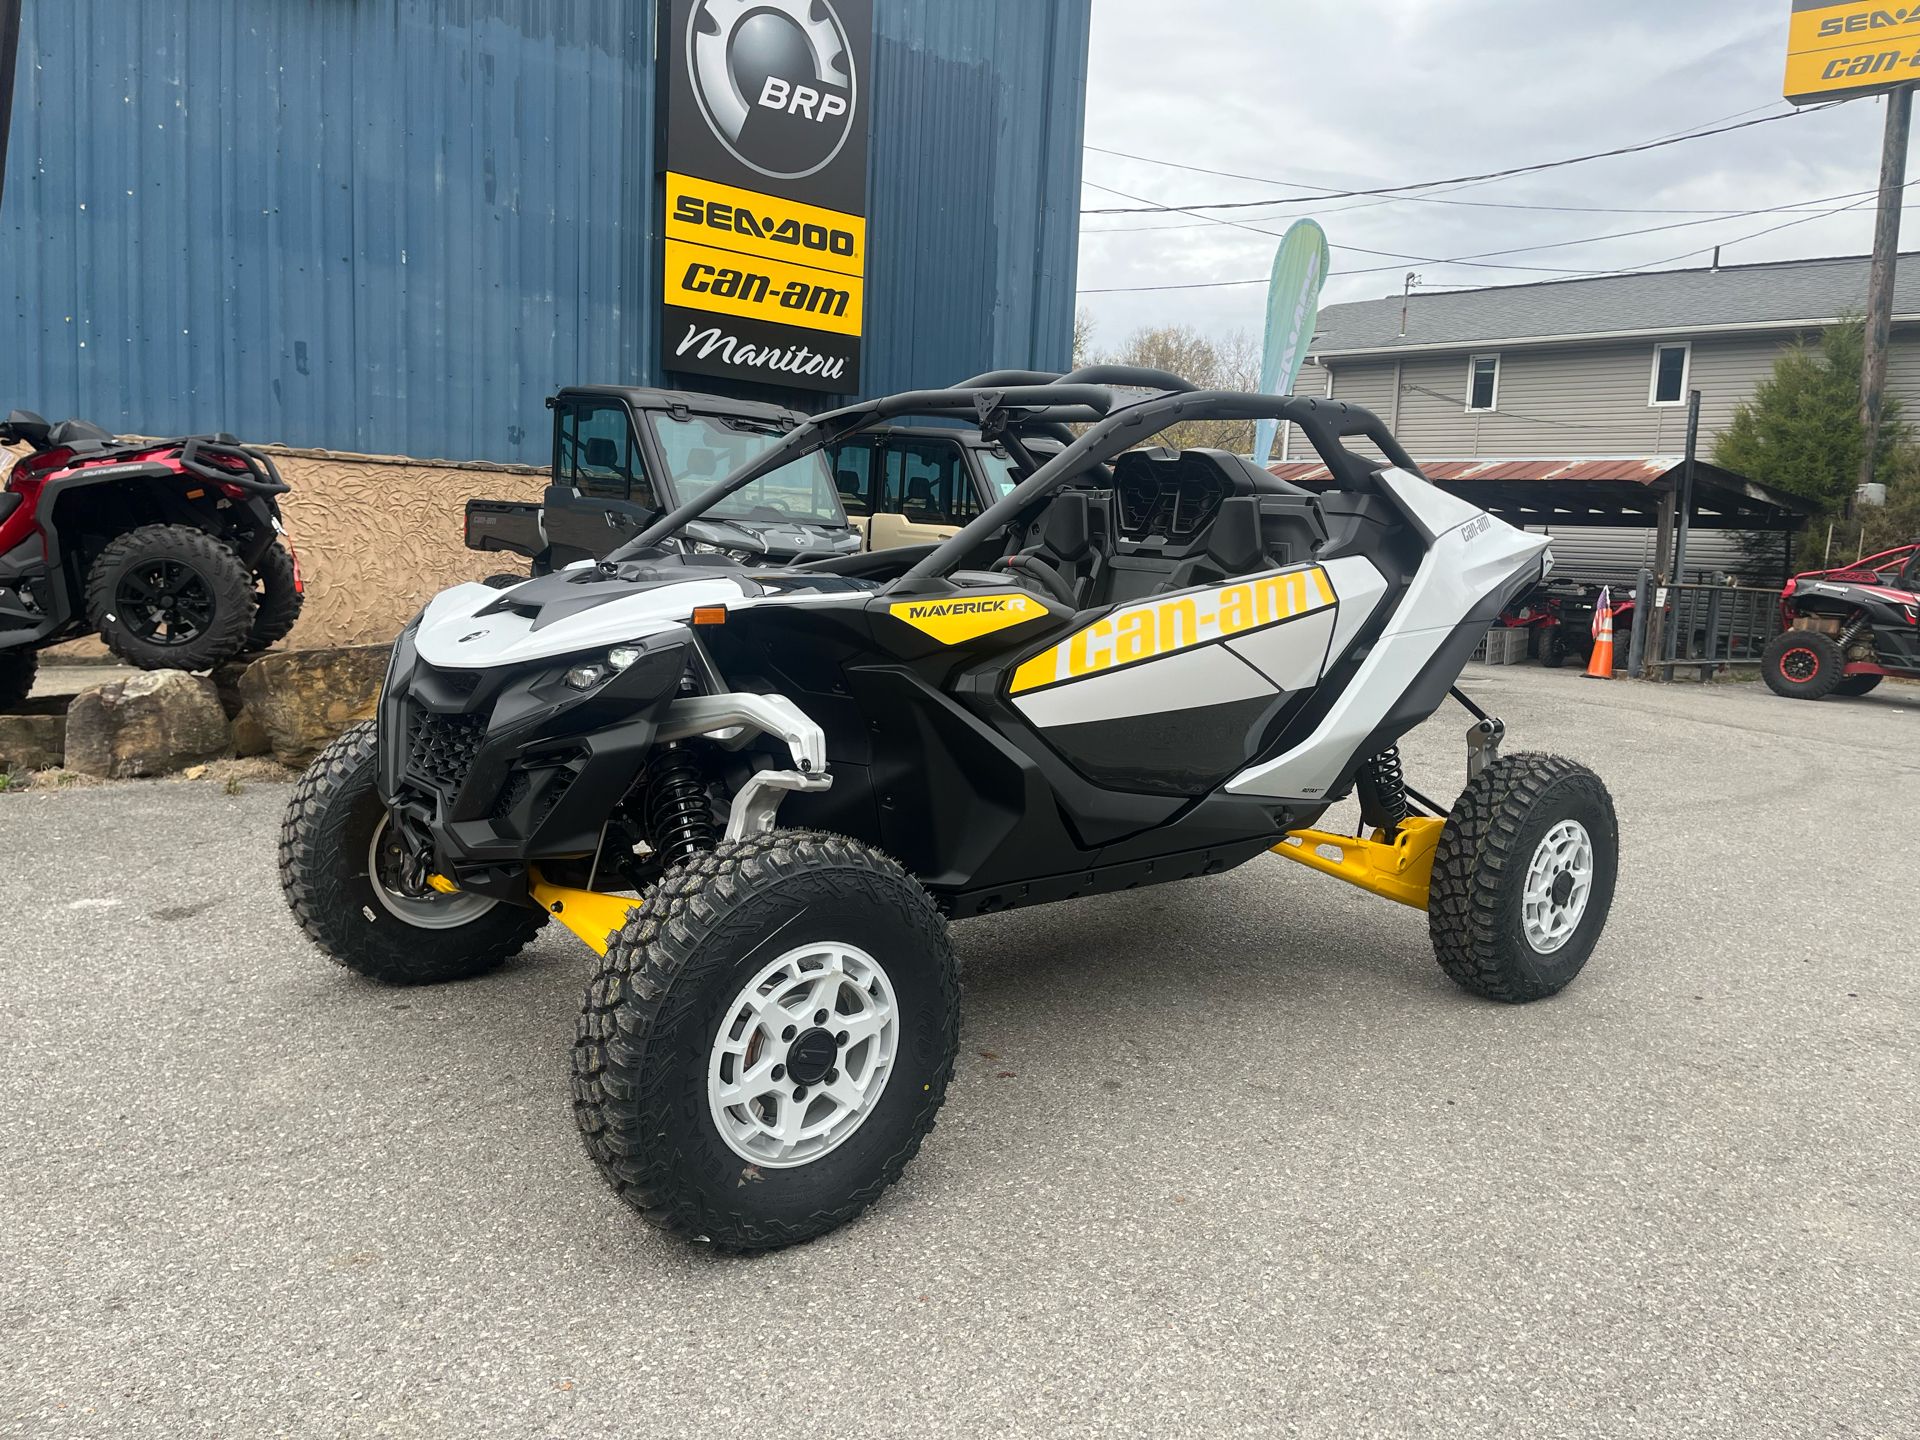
(993, 551, 1077, 608)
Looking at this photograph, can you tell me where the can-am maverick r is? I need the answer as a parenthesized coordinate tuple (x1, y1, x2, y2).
(1761, 541, 1919, 699)
(1, 410, 301, 705)
(281, 367, 1619, 1251)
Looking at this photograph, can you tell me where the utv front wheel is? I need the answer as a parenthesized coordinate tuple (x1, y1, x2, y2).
(86, 524, 256, 671)
(1429, 753, 1618, 1004)
(279, 721, 546, 983)
(572, 832, 960, 1251)
(1762, 629, 1843, 700)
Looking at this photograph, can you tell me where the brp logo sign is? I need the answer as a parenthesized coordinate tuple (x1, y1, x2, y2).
(687, 0, 858, 181)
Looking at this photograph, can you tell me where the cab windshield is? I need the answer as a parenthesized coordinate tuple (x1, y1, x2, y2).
(976, 448, 1022, 501)
(649, 413, 848, 528)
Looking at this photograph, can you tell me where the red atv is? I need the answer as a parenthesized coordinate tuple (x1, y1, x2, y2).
(1500, 580, 1634, 668)
(1762, 542, 1920, 700)
(0, 411, 304, 708)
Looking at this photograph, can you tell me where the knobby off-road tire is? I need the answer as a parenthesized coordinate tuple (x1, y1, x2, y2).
(1761, 629, 1844, 700)
(279, 721, 546, 983)
(248, 541, 305, 650)
(572, 831, 960, 1252)
(1833, 673, 1883, 698)
(85, 524, 256, 671)
(0, 648, 36, 710)
(1429, 752, 1618, 1005)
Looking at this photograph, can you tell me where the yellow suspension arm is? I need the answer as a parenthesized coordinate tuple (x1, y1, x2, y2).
(1270, 816, 1444, 911)
(430, 870, 640, 956)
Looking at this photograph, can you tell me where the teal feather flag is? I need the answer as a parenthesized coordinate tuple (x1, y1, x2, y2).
(1253, 220, 1331, 467)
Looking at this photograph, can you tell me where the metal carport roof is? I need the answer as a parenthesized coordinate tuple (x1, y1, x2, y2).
(1266, 456, 1819, 533)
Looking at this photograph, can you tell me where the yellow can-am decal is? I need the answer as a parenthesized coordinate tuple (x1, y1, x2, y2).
(1010, 567, 1335, 694)
(888, 593, 1047, 645)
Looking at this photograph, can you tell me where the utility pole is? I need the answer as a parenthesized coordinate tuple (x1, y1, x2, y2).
(0, 0, 21, 214)
(1857, 84, 1914, 512)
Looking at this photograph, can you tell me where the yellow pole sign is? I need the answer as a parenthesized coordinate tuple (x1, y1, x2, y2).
(1785, 1, 1920, 103)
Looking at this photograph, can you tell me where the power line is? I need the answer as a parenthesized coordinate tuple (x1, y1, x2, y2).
(1079, 100, 1796, 210)
(1075, 192, 1893, 293)
(1078, 104, 1843, 216)
(1080, 179, 1627, 276)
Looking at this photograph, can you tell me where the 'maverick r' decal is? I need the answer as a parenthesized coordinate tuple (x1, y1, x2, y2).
(888, 593, 1046, 644)
(1010, 567, 1335, 694)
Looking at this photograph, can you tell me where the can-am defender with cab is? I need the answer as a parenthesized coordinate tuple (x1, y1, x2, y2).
(1, 410, 302, 705)
(281, 368, 1619, 1251)
(463, 387, 861, 580)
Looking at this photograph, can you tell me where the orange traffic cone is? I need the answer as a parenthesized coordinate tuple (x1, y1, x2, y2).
(1585, 587, 1615, 678)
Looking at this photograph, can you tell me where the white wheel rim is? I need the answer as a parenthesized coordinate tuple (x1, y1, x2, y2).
(366, 815, 497, 930)
(1522, 819, 1594, 955)
(707, 942, 899, 1169)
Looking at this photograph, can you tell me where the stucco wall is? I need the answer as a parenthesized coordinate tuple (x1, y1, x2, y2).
(4, 445, 548, 656)
(267, 450, 547, 648)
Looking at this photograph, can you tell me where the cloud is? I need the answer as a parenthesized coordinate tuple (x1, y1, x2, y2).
(1076, 0, 1899, 349)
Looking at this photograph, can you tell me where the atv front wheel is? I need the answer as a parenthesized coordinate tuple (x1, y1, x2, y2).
(0, 648, 36, 710)
(1833, 673, 1883, 698)
(248, 541, 305, 650)
(1761, 630, 1843, 700)
(572, 832, 960, 1251)
(86, 524, 256, 671)
(1429, 753, 1618, 1004)
(279, 721, 546, 983)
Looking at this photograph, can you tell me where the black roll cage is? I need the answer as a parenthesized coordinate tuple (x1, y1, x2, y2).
(607, 366, 1422, 584)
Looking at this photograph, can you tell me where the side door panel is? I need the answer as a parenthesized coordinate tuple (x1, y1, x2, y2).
(546, 400, 660, 564)
(868, 437, 975, 551)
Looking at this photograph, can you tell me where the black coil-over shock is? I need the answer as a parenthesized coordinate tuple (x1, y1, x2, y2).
(1356, 746, 1410, 834)
(643, 743, 717, 867)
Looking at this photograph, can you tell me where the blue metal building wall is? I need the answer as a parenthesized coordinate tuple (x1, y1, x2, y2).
(0, 0, 1087, 465)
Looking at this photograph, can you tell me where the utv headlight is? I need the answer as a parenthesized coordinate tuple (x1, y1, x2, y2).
(565, 663, 609, 691)
(606, 645, 643, 673)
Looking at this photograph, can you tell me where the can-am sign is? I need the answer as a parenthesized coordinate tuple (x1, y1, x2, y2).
(1785, 0, 1920, 102)
(663, 0, 872, 393)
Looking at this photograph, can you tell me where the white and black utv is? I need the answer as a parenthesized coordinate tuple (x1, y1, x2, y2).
(281, 367, 1618, 1251)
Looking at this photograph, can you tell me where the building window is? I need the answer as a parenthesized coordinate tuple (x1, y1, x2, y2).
(1649, 342, 1691, 406)
(1466, 354, 1500, 413)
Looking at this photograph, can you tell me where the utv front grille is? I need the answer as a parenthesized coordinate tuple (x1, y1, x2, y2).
(406, 711, 488, 791)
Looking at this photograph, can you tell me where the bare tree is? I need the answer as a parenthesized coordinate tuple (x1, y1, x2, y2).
(1097, 324, 1261, 453)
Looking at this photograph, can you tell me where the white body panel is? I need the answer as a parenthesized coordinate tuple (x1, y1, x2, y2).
(414, 577, 752, 670)
(1013, 643, 1276, 729)
(1226, 470, 1549, 803)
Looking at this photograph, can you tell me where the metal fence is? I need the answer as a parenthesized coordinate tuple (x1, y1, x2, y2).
(1625, 569, 1785, 681)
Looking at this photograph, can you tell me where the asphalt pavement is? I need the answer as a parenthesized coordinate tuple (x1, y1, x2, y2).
(2, 669, 1916, 1438)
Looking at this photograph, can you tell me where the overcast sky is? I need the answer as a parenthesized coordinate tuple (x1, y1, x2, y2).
(1075, 0, 1912, 349)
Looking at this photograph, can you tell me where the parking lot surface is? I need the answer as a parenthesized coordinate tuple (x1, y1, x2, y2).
(3, 670, 1916, 1438)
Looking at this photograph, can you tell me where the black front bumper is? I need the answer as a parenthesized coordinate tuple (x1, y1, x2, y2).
(377, 626, 689, 896)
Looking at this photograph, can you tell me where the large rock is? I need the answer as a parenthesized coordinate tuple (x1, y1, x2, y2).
(0, 697, 68, 772)
(64, 672, 232, 779)
(237, 645, 389, 766)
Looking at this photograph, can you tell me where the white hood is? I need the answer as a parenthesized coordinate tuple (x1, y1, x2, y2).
(413, 575, 753, 669)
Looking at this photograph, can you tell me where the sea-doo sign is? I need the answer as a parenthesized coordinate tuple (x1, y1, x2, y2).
(663, 0, 872, 392)
(1785, 0, 1920, 102)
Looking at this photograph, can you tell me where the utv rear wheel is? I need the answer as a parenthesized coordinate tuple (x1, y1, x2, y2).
(0, 648, 35, 710)
(248, 541, 305, 650)
(1762, 629, 1843, 700)
(1541, 629, 1568, 668)
(1833, 673, 1883, 698)
(86, 524, 256, 671)
(572, 831, 960, 1252)
(279, 721, 546, 984)
(1429, 753, 1618, 1004)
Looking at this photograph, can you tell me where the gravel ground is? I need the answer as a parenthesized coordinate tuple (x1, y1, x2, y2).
(2, 669, 1915, 1438)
